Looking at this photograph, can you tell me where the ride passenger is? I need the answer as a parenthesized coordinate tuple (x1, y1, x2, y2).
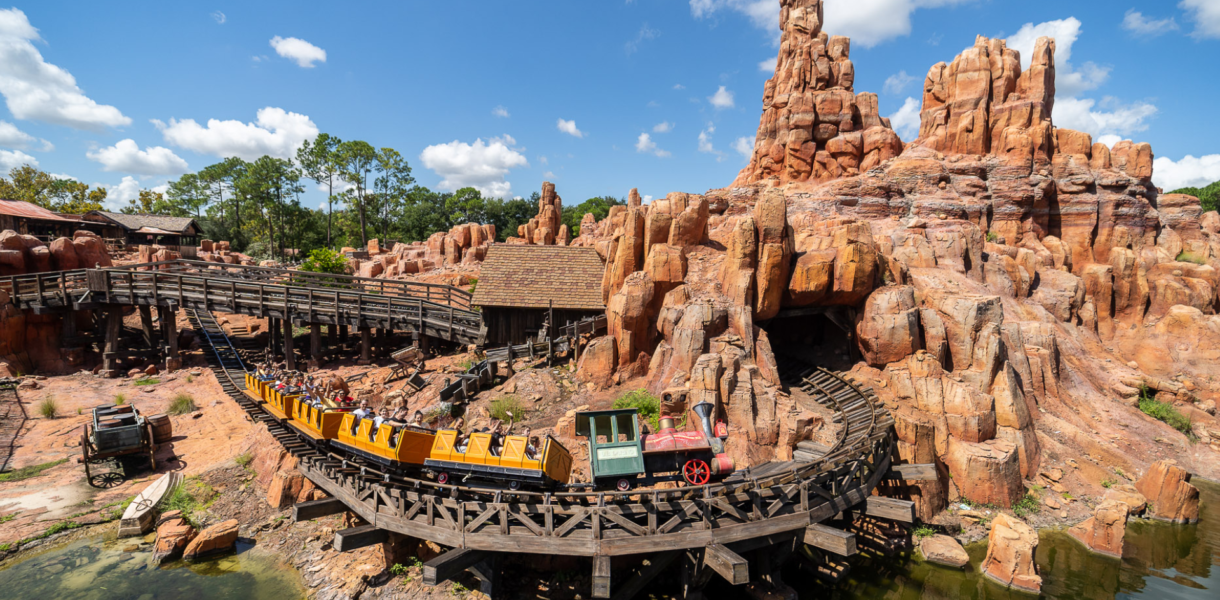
(407, 410, 424, 428)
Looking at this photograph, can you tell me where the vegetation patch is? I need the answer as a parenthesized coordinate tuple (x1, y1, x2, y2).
(37, 397, 58, 419)
(163, 477, 216, 527)
(1176, 251, 1207, 265)
(1012, 492, 1041, 519)
(613, 389, 662, 430)
(490, 396, 526, 423)
(114, 393, 127, 406)
(1139, 387, 1193, 436)
(133, 377, 160, 386)
(235, 452, 254, 472)
(913, 525, 936, 539)
(0, 458, 68, 483)
(1169, 180, 1220, 213)
(168, 393, 197, 416)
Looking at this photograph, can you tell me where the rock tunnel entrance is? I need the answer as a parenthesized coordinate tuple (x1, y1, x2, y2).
(759, 306, 858, 384)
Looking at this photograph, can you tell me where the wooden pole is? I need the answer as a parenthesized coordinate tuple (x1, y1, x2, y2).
(102, 307, 122, 373)
(310, 323, 323, 364)
(284, 318, 296, 370)
(359, 326, 372, 365)
(138, 305, 155, 348)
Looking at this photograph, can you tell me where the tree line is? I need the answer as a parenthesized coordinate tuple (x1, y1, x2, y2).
(0, 133, 627, 260)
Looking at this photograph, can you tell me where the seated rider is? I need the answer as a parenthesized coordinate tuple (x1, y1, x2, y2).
(370, 407, 389, 441)
(407, 410, 424, 428)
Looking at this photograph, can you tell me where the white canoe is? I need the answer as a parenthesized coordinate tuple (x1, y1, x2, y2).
(117, 472, 182, 537)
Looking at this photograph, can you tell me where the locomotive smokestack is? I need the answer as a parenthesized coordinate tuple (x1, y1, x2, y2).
(691, 402, 716, 441)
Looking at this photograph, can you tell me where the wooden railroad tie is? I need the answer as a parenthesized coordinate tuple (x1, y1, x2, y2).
(334, 524, 388, 552)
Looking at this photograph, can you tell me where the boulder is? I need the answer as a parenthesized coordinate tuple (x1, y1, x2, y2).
(1067, 500, 1129, 557)
(920, 534, 969, 568)
(607, 272, 656, 368)
(855, 285, 922, 366)
(576, 336, 617, 390)
(182, 519, 239, 561)
(944, 438, 1023, 507)
(981, 514, 1042, 593)
(1134, 461, 1200, 523)
(151, 511, 197, 566)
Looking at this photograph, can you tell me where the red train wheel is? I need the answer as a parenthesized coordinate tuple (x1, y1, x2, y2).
(437, 472, 451, 485)
(616, 478, 632, 492)
(683, 459, 711, 485)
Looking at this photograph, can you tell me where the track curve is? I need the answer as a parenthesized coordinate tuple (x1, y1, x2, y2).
(187, 308, 896, 557)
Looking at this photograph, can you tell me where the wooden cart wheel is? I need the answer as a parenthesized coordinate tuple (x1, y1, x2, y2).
(683, 459, 711, 486)
(81, 424, 91, 482)
(147, 423, 157, 471)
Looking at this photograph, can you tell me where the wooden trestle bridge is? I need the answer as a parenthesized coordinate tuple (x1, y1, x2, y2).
(6, 260, 924, 598)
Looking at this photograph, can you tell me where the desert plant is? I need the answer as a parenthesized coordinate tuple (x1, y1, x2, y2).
(133, 377, 160, 386)
(613, 389, 662, 430)
(913, 525, 936, 539)
(1012, 493, 1041, 519)
(168, 393, 196, 416)
(1101, 478, 1116, 489)
(490, 396, 526, 423)
(114, 393, 127, 406)
(235, 452, 254, 469)
(1139, 387, 1193, 435)
(38, 397, 58, 419)
(0, 458, 67, 482)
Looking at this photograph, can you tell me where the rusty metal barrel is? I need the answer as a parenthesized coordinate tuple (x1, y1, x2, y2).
(148, 414, 173, 444)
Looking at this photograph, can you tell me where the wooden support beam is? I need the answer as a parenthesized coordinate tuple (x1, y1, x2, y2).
(284, 319, 296, 370)
(865, 496, 916, 523)
(359, 326, 371, 365)
(804, 523, 857, 556)
(423, 548, 489, 586)
(102, 307, 122, 372)
(888, 463, 939, 482)
(703, 544, 748, 585)
(310, 323, 323, 360)
(292, 498, 347, 522)
(592, 555, 611, 599)
(609, 551, 680, 600)
(467, 553, 502, 597)
(138, 305, 155, 348)
(333, 524, 387, 552)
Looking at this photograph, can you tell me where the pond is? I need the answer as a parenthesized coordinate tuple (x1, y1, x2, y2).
(0, 536, 305, 600)
(796, 478, 1220, 600)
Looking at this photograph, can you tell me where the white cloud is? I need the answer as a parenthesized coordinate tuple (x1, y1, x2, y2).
(492, 106, 510, 118)
(1122, 10, 1179, 36)
(625, 22, 660, 54)
(758, 56, 777, 73)
(0, 120, 51, 151)
(884, 71, 917, 95)
(0, 149, 36, 174)
(822, 0, 978, 49)
(269, 36, 327, 68)
(643, 195, 654, 203)
(543, 170, 557, 179)
(557, 118, 584, 138)
(698, 123, 725, 160)
(153, 107, 319, 161)
(690, 0, 781, 44)
(100, 176, 140, 210)
(733, 136, 754, 160)
(653, 121, 674, 133)
(708, 86, 735, 109)
(211, 11, 226, 24)
(0, 8, 130, 130)
(419, 135, 529, 199)
(635, 133, 670, 158)
(1052, 97, 1157, 138)
(1154, 154, 1220, 191)
(673, 84, 686, 90)
(888, 97, 921, 141)
(1007, 18, 1109, 97)
(1181, 0, 1220, 39)
(87, 139, 189, 175)
(1096, 134, 1122, 148)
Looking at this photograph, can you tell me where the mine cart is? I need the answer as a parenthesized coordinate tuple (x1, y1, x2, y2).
(79, 404, 157, 485)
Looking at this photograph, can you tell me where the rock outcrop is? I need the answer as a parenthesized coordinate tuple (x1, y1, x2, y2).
(920, 534, 969, 568)
(182, 519, 239, 561)
(1135, 461, 1201, 523)
(733, 0, 903, 186)
(1067, 500, 1129, 557)
(981, 514, 1041, 593)
(152, 510, 197, 566)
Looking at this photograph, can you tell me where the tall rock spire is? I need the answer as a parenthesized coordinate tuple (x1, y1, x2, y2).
(732, 0, 903, 188)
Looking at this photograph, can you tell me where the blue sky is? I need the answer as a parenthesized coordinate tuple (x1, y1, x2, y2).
(2, 0, 1218, 212)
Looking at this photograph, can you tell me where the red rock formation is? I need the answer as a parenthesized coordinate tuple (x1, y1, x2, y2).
(1067, 500, 1129, 557)
(733, 0, 903, 186)
(982, 514, 1042, 593)
(1135, 461, 1200, 523)
(152, 510, 197, 566)
(920, 534, 969, 568)
(182, 519, 239, 561)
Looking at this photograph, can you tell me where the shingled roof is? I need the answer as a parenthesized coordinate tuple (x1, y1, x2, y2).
(88, 211, 200, 234)
(472, 244, 605, 311)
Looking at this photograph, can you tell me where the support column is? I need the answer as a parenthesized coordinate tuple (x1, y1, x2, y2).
(339, 324, 349, 344)
(284, 318, 296, 370)
(310, 323, 323, 368)
(327, 323, 338, 357)
(418, 333, 432, 354)
(159, 305, 180, 371)
(358, 326, 371, 365)
(60, 309, 76, 346)
(376, 327, 389, 357)
(102, 307, 122, 375)
(267, 317, 279, 358)
(138, 305, 155, 349)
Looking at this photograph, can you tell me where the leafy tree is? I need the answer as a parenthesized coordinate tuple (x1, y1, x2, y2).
(300, 247, 349, 275)
(165, 172, 209, 218)
(372, 147, 415, 241)
(297, 133, 343, 245)
(121, 189, 167, 215)
(562, 195, 624, 236)
(1169, 181, 1220, 213)
(48, 179, 107, 214)
(0, 165, 109, 213)
(199, 157, 247, 243)
(335, 140, 377, 246)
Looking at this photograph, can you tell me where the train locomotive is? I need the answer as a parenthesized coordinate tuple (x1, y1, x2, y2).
(245, 375, 733, 492)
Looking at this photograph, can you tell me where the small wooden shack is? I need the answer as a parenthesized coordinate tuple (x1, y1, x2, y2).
(83, 211, 203, 253)
(472, 244, 605, 345)
(0, 199, 95, 240)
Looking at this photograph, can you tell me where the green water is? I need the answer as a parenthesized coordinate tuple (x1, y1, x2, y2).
(798, 478, 1220, 600)
(0, 537, 305, 600)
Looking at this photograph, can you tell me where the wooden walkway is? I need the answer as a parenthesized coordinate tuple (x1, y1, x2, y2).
(1, 261, 483, 346)
(188, 307, 914, 598)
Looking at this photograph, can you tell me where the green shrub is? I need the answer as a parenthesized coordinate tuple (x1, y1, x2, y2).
(1012, 492, 1041, 519)
(38, 397, 58, 419)
(490, 396, 525, 423)
(1176, 251, 1207, 265)
(985, 231, 999, 243)
(613, 389, 662, 430)
(300, 248, 349, 288)
(163, 477, 216, 527)
(1169, 181, 1220, 213)
(1139, 387, 1193, 435)
(235, 452, 254, 469)
(1101, 478, 1115, 489)
(913, 525, 936, 539)
(133, 377, 160, 386)
(114, 393, 127, 406)
(168, 393, 196, 416)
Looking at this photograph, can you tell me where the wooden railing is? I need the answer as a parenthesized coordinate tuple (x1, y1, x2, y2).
(2, 269, 90, 308)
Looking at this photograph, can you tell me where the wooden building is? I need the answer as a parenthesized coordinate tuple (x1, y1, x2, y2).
(0, 199, 99, 240)
(472, 244, 605, 345)
(83, 211, 203, 249)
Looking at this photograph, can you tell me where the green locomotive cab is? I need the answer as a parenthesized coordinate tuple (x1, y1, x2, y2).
(575, 409, 645, 491)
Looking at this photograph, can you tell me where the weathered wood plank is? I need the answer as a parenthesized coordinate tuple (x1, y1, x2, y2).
(292, 498, 347, 522)
(803, 523, 857, 556)
(422, 548, 488, 586)
(592, 555, 611, 599)
(865, 496, 915, 523)
(703, 544, 748, 585)
(889, 463, 939, 482)
(334, 525, 387, 552)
